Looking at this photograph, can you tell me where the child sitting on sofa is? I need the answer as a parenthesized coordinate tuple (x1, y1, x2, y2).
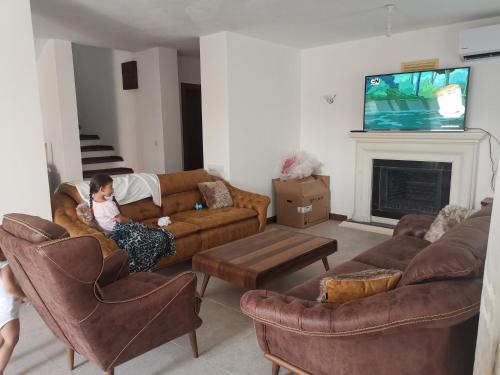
(0, 260, 26, 374)
(89, 174, 175, 272)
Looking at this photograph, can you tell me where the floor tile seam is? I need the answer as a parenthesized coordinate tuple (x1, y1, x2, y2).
(203, 296, 249, 316)
(170, 340, 233, 375)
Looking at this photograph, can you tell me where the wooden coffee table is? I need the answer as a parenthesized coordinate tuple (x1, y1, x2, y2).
(192, 229, 337, 297)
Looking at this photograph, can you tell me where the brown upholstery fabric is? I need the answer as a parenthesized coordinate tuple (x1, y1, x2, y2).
(52, 170, 270, 269)
(3, 213, 68, 243)
(142, 219, 199, 239)
(353, 235, 430, 271)
(392, 213, 435, 238)
(241, 207, 490, 375)
(171, 207, 257, 231)
(0, 214, 202, 372)
(400, 215, 490, 286)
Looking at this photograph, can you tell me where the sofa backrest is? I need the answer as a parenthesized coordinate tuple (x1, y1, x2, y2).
(159, 169, 214, 216)
(400, 209, 491, 286)
(0, 214, 102, 351)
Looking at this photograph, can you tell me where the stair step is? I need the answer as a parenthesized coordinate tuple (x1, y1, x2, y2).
(82, 156, 123, 165)
(80, 134, 100, 140)
(83, 168, 134, 179)
(81, 145, 114, 152)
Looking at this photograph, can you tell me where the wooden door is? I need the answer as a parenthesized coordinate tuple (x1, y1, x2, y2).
(181, 83, 204, 171)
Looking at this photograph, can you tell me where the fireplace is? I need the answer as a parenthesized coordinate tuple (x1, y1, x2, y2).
(371, 159, 452, 219)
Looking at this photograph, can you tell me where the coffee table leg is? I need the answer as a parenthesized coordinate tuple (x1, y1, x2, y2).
(200, 274, 211, 297)
(322, 257, 330, 271)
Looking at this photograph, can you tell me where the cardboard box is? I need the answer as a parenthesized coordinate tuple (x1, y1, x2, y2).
(273, 175, 330, 228)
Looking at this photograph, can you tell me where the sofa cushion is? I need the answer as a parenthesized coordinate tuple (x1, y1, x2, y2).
(171, 207, 257, 231)
(423, 205, 473, 243)
(142, 219, 199, 239)
(400, 216, 490, 286)
(286, 260, 377, 300)
(354, 235, 430, 271)
(2, 213, 69, 244)
(162, 190, 203, 216)
(318, 269, 402, 304)
(198, 181, 234, 209)
(158, 169, 212, 196)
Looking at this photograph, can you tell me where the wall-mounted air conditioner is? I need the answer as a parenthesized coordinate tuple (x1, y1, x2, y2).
(459, 24, 500, 61)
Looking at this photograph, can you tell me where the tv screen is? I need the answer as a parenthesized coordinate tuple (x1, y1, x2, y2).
(363, 67, 470, 131)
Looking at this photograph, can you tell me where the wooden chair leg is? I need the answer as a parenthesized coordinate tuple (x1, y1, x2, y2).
(189, 330, 199, 358)
(199, 274, 210, 297)
(67, 348, 74, 370)
(272, 362, 280, 375)
(105, 368, 114, 375)
(322, 257, 330, 271)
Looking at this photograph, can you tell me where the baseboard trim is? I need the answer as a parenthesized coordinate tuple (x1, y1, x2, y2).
(266, 216, 277, 224)
(329, 213, 347, 222)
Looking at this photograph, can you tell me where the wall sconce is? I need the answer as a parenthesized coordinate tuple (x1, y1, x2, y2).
(323, 94, 336, 104)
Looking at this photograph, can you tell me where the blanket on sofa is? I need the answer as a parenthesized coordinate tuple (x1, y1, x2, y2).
(71, 173, 162, 206)
(108, 221, 175, 273)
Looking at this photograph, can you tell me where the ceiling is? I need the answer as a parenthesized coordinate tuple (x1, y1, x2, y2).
(31, 0, 500, 56)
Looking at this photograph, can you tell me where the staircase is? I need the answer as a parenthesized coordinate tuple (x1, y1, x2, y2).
(80, 134, 133, 179)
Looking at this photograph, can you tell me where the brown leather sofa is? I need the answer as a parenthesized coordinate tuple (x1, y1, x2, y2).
(241, 205, 491, 375)
(0, 213, 202, 375)
(52, 169, 270, 269)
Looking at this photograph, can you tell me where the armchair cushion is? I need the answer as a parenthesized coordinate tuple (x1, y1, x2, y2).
(100, 272, 170, 301)
(2, 213, 68, 244)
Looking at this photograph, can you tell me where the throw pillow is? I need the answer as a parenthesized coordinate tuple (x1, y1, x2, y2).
(318, 268, 402, 304)
(76, 202, 99, 228)
(423, 205, 474, 243)
(198, 181, 234, 209)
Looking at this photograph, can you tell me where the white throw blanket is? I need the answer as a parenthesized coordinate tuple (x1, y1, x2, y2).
(70, 173, 162, 206)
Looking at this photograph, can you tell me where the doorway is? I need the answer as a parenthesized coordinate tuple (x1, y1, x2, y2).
(181, 83, 204, 171)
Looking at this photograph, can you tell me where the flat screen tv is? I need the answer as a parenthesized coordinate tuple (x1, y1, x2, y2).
(363, 67, 470, 131)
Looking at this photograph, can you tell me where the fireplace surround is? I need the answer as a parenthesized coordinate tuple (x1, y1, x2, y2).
(349, 130, 484, 225)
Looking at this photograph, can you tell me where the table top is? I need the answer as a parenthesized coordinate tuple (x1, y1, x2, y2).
(192, 229, 337, 288)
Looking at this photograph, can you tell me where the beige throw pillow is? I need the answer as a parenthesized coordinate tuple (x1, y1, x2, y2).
(198, 181, 234, 209)
(424, 205, 474, 243)
(318, 268, 402, 304)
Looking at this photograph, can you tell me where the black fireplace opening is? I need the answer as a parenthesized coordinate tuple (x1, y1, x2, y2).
(371, 159, 451, 220)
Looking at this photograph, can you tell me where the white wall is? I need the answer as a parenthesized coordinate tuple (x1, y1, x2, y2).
(0, 0, 51, 219)
(301, 17, 500, 217)
(200, 32, 301, 215)
(36, 39, 82, 191)
(178, 56, 201, 84)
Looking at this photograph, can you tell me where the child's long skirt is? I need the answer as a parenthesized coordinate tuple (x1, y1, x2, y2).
(107, 221, 175, 273)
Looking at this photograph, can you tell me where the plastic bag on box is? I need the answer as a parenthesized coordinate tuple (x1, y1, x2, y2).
(279, 151, 322, 180)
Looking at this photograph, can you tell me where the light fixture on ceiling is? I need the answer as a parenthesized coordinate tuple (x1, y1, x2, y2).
(385, 4, 395, 37)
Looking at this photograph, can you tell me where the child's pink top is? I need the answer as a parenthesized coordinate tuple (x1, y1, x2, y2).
(92, 199, 120, 232)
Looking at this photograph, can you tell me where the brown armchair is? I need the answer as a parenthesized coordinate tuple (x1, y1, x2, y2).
(0, 213, 202, 375)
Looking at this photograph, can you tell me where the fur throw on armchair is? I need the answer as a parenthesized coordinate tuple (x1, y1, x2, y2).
(424, 205, 475, 243)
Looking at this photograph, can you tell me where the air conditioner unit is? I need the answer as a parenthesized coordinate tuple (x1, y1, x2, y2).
(459, 24, 500, 61)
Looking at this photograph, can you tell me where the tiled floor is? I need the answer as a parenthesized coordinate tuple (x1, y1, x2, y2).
(10, 221, 388, 375)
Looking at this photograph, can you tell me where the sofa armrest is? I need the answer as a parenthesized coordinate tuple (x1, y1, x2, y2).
(393, 214, 435, 239)
(228, 186, 271, 232)
(97, 249, 129, 287)
(240, 279, 481, 337)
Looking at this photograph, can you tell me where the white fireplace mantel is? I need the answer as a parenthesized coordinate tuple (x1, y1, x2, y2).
(350, 130, 485, 223)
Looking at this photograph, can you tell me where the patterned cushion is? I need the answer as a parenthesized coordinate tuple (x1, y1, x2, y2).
(198, 181, 234, 209)
(318, 269, 402, 304)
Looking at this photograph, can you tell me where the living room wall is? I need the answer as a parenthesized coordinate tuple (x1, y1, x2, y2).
(301, 16, 500, 217)
(200, 32, 301, 216)
(0, 0, 51, 219)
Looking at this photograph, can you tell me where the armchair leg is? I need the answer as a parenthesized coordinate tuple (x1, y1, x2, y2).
(188, 330, 199, 358)
(67, 348, 74, 370)
(272, 362, 280, 375)
(105, 368, 114, 375)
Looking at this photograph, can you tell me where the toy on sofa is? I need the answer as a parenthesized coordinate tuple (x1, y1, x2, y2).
(194, 202, 204, 210)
